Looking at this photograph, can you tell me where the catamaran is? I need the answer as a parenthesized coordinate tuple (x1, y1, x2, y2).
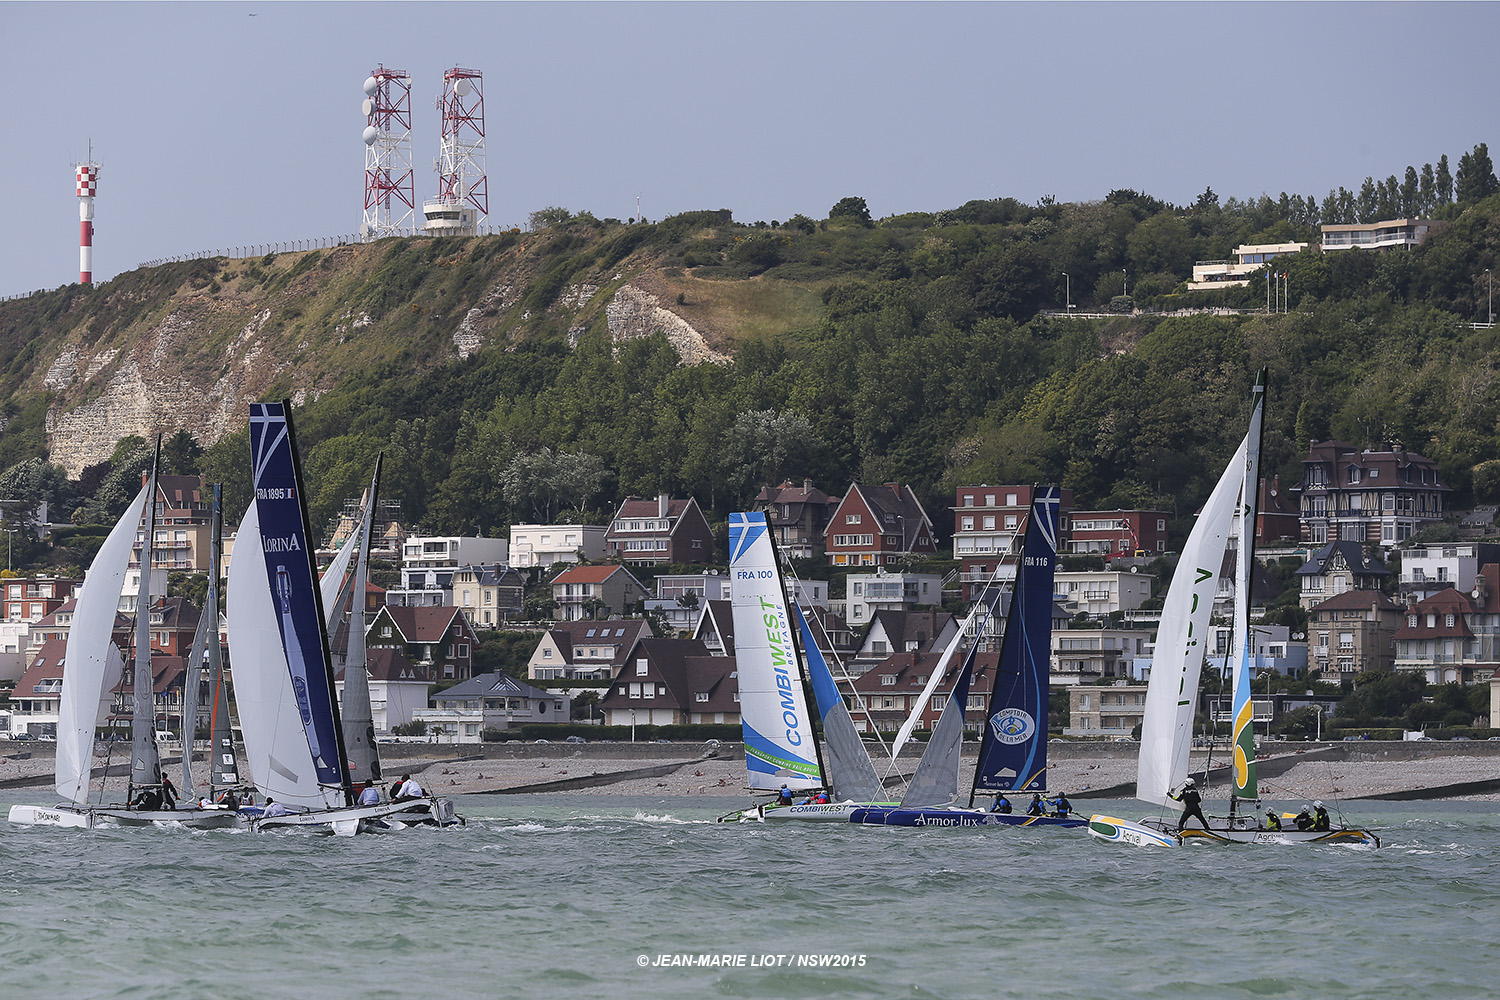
(1088, 374, 1378, 847)
(845, 487, 1084, 829)
(10, 445, 240, 829)
(227, 401, 459, 835)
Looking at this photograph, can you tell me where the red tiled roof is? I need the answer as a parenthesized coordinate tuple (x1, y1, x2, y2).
(380, 605, 472, 642)
(552, 564, 632, 585)
(1308, 589, 1403, 614)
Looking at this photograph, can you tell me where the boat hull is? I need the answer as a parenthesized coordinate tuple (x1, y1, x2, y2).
(849, 806, 1085, 829)
(757, 802, 899, 822)
(1088, 813, 1379, 847)
(8, 803, 245, 830)
(251, 796, 463, 836)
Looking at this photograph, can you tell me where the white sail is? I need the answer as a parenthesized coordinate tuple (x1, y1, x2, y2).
(728, 513, 822, 790)
(227, 500, 344, 810)
(55, 485, 150, 804)
(319, 528, 359, 627)
(891, 615, 968, 760)
(1137, 434, 1249, 808)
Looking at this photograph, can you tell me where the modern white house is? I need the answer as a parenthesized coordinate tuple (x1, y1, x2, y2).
(841, 570, 942, 625)
(1051, 628, 1153, 685)
(413, 673, 572, 742)
(1398, 543, 1500, 602)
(1054, 570, 1155, 618)
(508, 523, 607, 569)
(1321, 218, 1432, 252)
(1188, 241, 1308, 290)
(387, 535, 510, 607)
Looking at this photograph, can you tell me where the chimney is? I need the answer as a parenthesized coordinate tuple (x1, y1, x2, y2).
(885, 482, 902, 497)
(803, 477, 813, 492)
(658, 493, 669, 517)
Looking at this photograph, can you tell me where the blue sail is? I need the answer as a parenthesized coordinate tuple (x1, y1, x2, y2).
(972, 487, 1061, 795)
(794, 603, 884, 802)
(247, 401, 346, 791)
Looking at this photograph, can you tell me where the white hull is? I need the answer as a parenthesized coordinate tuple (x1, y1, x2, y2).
(755, 802, 895, 822)
(8, 803, 245, 830)
(1088, 813, 1379, 848)
(252, 796, 463, 836)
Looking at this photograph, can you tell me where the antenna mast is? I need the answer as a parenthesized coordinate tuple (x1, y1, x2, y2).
(361, 65, 416, 240)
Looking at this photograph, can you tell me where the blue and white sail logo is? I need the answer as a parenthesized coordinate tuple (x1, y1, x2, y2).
(990, 708, 1035, 745)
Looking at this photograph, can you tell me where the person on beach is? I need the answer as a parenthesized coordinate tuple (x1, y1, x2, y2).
(1027, 793, 1045, 816)
(991, 793, 1012, 814)
(1312, 801, 1331, 831)
(1168, 778, 1208, 831)
(776, 785, 794, 806)
(1294, 806, 1314, 830)
(1264, 808, 1281, 831)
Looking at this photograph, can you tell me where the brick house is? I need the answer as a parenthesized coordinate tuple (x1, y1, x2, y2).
(826, 483, 937, 568)
(953, 485, 1072, 601)
(1392, 575, 1500, 686)
(605, 494, 715, 566)
(599, 637, 737, 726)
(847, 651, 996, 734)
(1067, 510, 1166, 561)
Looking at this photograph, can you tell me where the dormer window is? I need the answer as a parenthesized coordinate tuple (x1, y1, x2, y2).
(880, 674, 897, 685)
(1348, 467, 1360, 484)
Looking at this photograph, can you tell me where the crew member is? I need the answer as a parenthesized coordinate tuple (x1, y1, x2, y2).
(1312, 801, 1331, 831)
(357, 783, 382, 807)
(1264, 808, 1282, 831)
(1168, 778, 1208, 831)
(776, 785, 794, 806)
(1294, 806, 1314, 830)
(1027, 793, 1045, 816)
(991, 793, 1012, 814)
(1050, 793, 1072, 818)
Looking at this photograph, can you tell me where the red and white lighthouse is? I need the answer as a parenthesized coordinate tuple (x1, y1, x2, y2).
(76, 161, 100, 284)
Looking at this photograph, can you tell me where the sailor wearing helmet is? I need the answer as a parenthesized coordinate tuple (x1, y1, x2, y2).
(1168, 777, 1208, 831)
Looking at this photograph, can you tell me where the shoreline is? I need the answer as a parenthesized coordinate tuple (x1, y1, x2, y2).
(7, 740, 1493, 801)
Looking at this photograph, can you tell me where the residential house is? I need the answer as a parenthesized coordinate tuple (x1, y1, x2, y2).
(451, 564, 525, 627)
(387, 535, 510, 607)
(850, 609, 958, 676)
(1067, 510, 1167, 561)
(1295, 541, 1391, 610)
(549, 564, 650, 622)
(599, 637, 736, 726)
(508, 523, 608, 570)
(1297, 440, 1450, 547)
(1066, 683, 1150, 737)
(826, 482, 938, 568)
(1256, 475, 1302, 545)
(135, 473, 215, 573)
(847, 651, 995, 734)
(952, 485, 1073, 601)
(1305, 590, 1403, 676)
(8, 637, 67, 736)
(1210, 546, 1283, 619)
(753, 479, 841, 561)
(415, 672, 571, 742)
(1398, 543, 1500, 602)
(649, 571, 733, 633)
(1204, 624, 1309, 679)
(1055, 570, 1156, 618)
(1392, 584, 1500, 686)
(1187, 241, 1309, 290)
(528, 619, 653, 680)
(1051, 628, 1152, 685)
(1320, 217, 1433, 252)
(842, 570, 942, 625)
(693, 600, 735, 656)
(0, 576, 79, 681)
(604, 494, 715, 566)
(334, 647, 433, 734)
(367, 605, 478, 681)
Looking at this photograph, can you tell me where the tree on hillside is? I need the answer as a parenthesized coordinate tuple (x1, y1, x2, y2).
(161, 429, 203, 476)
(718, 409, 824, 508)
(529, 206, 572, 230)
(498, 447, 608, 522)
(829, 196, 873, 228)
(0, 458, 74, 528)
(1455, 143, 1499, 203)
(1436, 154, 1453, 205)
(71, 438, 152, 525)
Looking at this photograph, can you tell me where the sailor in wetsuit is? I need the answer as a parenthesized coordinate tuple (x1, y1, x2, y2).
(1264, 808, 1282, 831)
(991, 793, 1012, 814)
(1026, 793, 1045, 816)
(1168, 778, 1208, 831)
(1312, 801, 1331, 831)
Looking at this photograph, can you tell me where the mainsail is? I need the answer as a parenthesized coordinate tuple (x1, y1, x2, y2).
(898, 639, 979, 808)
(128, 445, 163, 800)
(335, 457, 382, 784)
(1138, 433, 1251, 808)
(971, 486, 1061, 801)
(55, 484, 150, 804)
(1230, 374, 1267, 800)
(227, 401, 351, 810)
(794, 604, 882, 801)
(728, 512, 822, 791)
(201, 485, 239, 792)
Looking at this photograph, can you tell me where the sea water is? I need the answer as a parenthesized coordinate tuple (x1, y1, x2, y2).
(0, 790, 1495, 1000)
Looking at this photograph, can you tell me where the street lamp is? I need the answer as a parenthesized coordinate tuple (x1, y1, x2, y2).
(4, 528, 15, 571)
(1062, 271, 1070, 313)
(630, 709, 637, 744)
(1488, 268, 1493, 325)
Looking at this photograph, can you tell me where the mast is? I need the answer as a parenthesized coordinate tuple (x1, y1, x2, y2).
(128, 440, 163, 804)
(204, 485, 238, 793)
(769, 530, 831, 796)
(1230, 371, 1268, 803)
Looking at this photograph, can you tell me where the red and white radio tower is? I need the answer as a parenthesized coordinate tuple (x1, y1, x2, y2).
(423, 67, 487, 236)
(76, 156, 101, 284)
(362, 65, 415, 240)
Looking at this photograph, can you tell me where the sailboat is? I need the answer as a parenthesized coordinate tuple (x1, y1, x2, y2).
(9, 446, 239, 829)
(227, 401, 459, 835)
(1087, 374, 1378, 847)
(320, 455, 460, 829)
(846, 486, 1084, 828)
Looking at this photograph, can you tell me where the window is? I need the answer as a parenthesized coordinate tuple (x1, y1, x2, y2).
(880, 674, 897, 685)
(1348, 467, 1360, 484)
(1080, 694, 1090, 709)
(696, 692, 709, 703)
(1004, 515, 1018, 530)
(1370, 468, 1379, 479)
(1446, 614, 1455, 627)
(846, 514, 862, 524)
(961, 516, 974, 530)
(931, 694, 948, 711)
(457, 643, 470, 658)
(962, 495, 974, 507)
(1408, 615, 1418, 628)
(984, 494, 995, 506)
(982, 516, 995, 530)
(1158, 519, 1166, 531)
(636, 660, 649, 676)
(1006, 493, 1018, 506)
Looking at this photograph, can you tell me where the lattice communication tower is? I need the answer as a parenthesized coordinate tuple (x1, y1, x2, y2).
(423, 67, 487, 236)
(361, 65, 415, 240)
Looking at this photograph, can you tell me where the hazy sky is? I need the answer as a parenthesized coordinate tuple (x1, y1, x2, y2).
(3, 1, 1496, 297)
